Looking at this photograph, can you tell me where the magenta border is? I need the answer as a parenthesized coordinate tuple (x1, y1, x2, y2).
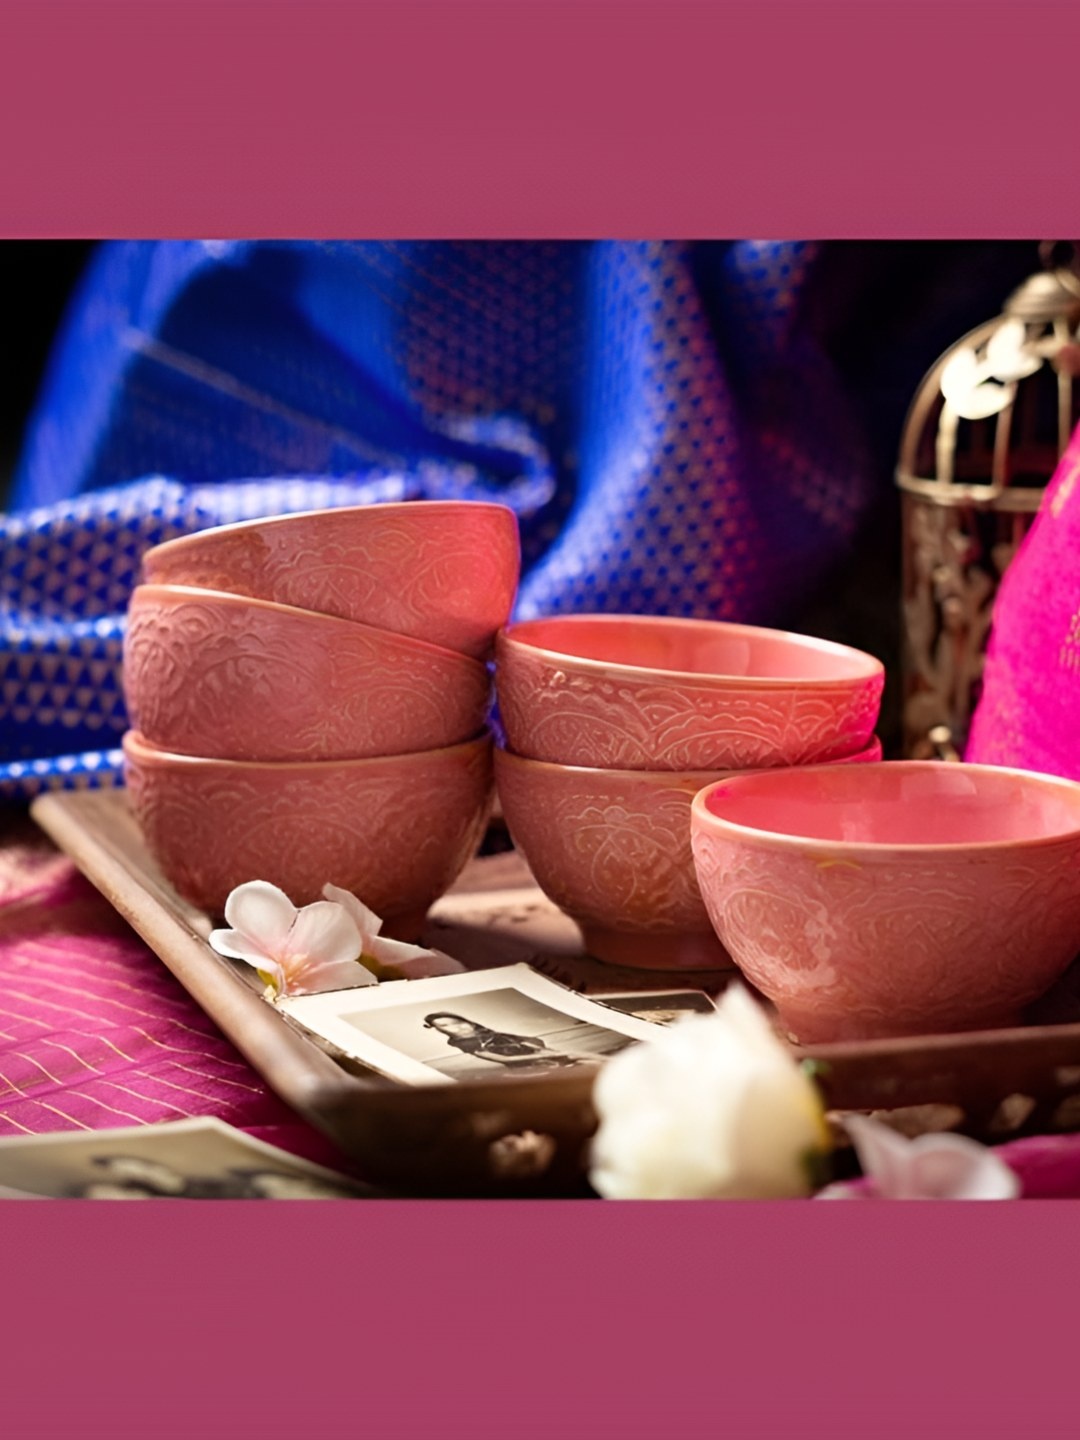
(0, 0, 1077, 238)
(4, 1200, 1080, 1436)
(3, 0, 1080, 1432)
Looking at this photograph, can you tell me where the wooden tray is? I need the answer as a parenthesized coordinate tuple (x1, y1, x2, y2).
(30, 789, 1080, 1194)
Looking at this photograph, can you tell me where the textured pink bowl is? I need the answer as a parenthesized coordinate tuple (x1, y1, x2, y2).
(495, 737, 882, 972)
(122, 731, 495, 931)
(691, 761, 1080, 1042)
(495, 614, 884, 770)
(142, 501, 521, 659)
(124, 585, 491, 763)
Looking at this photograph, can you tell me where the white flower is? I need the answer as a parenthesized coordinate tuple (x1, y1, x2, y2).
(985, 317, 1042, 382)
(209, 880, 373, 998)
(817, 1114, 1020, 1200)
(322, 884, 464, 979)
(589, 983, 829, 1200)
(939, 320, 1040, 421)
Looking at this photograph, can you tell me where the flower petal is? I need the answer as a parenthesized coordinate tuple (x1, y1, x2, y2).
(939, 346, 980, 401)
(842, 1115, 920, 1198)
(364, 934, 465, 978)
(223, 881, 297, 954)
(946, 385, 1012, 421)
(814, 1179, 875, 1200)
(986, 318, 1041, 382)
(842, 1115, 1020, 1200)
(285, 953, 377, 996)
(907, 1134, 1020, 1200)
(283, 900, 362, 968)
(208, 932, 285, 990)
(940, 346, 1013, 420)
(322, 883, 383, 940)
(589, 989, 827, 1200)
(208, 927, 274, 966)
(714, 981, 788, 1059)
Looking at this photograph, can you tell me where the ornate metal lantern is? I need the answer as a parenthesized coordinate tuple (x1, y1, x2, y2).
(897, 250, 1080, 758)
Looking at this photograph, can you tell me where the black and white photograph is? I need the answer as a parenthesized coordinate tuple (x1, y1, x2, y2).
(598, 991, 718, 1026)
(279, 963, 663, 1085)
(0, 1118, 366, 1200)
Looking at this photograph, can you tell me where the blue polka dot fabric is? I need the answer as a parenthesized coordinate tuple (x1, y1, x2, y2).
(1, 240, 874, 799)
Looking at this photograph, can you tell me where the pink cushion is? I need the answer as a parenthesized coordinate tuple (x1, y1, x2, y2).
(0, 832, 353, 1173)
(966, 422, 1080, 778)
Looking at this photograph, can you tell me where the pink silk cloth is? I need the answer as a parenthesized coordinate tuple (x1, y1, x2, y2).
(0, 823, 354, 1171)
(966, 421, 1080, 776)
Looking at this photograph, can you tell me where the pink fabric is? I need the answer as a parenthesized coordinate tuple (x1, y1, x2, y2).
(8, 830, 1080, 1197)
(0, 830, 356, 1172)
(967, 422, 1080, 776)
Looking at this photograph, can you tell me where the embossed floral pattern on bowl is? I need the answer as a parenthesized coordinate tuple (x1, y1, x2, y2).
(124, 585, 491, 762)
(691, 761, 1080, 1042)
(123, 731, 495, 928)
(495, 737, 880, 972)
(496, 614, 884, 771)
(142, 500, 521, 659)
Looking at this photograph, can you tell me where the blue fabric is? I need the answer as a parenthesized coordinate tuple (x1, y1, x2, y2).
(1, 240, 874, 797)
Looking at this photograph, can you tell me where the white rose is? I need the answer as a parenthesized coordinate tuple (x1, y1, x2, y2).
(589, 983, 829, 1200)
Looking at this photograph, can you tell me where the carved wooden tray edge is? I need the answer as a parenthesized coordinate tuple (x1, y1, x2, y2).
(31, 788, 1080, 1188)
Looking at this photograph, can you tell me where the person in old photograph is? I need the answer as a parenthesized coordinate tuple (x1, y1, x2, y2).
(422, 1012, 595, 1073)
(69, 1153, 356, 1199)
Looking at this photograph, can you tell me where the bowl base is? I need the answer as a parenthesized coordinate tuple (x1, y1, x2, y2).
(579, 924, 735, 972)
(775, 1005, 1027, 1046)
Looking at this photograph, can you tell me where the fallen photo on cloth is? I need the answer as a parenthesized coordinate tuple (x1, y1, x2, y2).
(278, 963, 662, 1085)
(0, 1116, 368, 1199)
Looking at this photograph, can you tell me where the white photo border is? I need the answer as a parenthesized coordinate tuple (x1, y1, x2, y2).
(278, 963, 663, 1085)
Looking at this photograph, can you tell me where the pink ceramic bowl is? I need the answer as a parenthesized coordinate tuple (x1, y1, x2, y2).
(691, 761, 1080, 1043)
(122, 731, 495, 931)
(494, 736, 882, 972)
(495, 614, 884, 770)
(141, 501, 521, 659)
(123, 585, 491, 763)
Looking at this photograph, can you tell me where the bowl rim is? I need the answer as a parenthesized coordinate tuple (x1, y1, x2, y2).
(122, 730, 493, 773)
(493, 736, 883, 786)
(142, 499, 520, 567)
(496, 613, 885, 689)
(690, 760, 1080, 855)
(128, 583, 489, 673)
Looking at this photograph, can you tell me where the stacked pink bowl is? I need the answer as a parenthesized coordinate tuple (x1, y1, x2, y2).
(493, 614, 884, 970)
(121, 502, 520, 932)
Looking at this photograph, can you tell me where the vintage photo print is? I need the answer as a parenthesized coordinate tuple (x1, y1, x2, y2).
(0, 1117, 368, 1200)
(279, 963, 662, 1085)
(598, 991, 718, 1025)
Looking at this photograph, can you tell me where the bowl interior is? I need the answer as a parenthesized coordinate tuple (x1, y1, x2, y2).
(505, 615, 877, 682)
(700, 763, 1080, 847)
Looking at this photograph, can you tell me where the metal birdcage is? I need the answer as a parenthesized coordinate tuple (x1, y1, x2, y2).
(897, 247, 1080, 758)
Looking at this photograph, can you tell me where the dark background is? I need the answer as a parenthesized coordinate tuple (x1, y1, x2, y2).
(1, 241, 94, 493)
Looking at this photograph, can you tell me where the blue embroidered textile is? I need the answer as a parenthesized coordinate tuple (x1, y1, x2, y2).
(2, 240, 874, 797)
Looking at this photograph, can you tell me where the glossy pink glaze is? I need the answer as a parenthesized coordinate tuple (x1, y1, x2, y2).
(124, 585, 491, 763)
(495, 614, 884, 770)
(122, 731, 495, 930)
(690, 761, 1080, 1042)
(142, 501, 521, 659)
(494, 737, 882, 972)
